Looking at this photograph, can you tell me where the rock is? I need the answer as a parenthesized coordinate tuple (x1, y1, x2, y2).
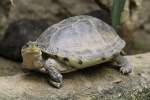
(0, 0, 13, 17)
(137, 0, 150, 27)
(143, 23, 150, 33)
(0, 57, 22, 76)
(84, 9, 111, 25)
(9, 0, 99, 24)
(0, 0, 13, 38)
(0, 53, 150, 99)
(132, 30, 150, 53)
(130, 0, 150, 54)
(0, 19, 49, 61)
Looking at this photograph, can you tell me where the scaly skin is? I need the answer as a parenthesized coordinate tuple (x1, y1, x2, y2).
(21, 41, 63, 88)
(113, 54, 132, 74)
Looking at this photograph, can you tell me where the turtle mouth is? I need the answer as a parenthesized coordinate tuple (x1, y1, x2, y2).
(24, 49, 40, 54)
(21, 45, 41, 55)
(21, 48, 40, 57)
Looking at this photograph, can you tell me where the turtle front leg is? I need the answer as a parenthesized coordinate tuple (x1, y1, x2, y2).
(113, 54, 132, 74)
(43, 58, 63, 88)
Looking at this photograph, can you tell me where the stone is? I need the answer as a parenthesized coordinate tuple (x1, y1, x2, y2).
(0, 0, 13, 38)
(0, 19, 49, 61)
(0, 53, 149, 99)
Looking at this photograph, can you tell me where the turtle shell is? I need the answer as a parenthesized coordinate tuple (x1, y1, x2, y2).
(36, 15, 125, 70)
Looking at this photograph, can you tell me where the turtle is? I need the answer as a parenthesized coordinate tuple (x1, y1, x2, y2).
(21, 15, 132, 88)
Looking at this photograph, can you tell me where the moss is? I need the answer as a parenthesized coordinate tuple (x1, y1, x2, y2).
(134, 88, 150, 100)
(56, 83, 150, 100)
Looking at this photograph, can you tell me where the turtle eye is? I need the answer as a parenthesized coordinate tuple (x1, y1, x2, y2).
(25, 43, 29, 47)
(22, 43, 29, 49)
(36, 44, 39, 47)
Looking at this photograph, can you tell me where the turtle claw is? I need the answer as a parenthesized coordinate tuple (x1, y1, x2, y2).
(120, 66, 132, 74)
(113, 54, 132, 75)
(48, 74, 63, 88)
(47, 70, 63, 88)
(49, 80, 63, 88)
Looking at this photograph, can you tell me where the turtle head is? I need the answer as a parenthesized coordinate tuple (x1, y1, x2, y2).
(21, 41, 43, 69)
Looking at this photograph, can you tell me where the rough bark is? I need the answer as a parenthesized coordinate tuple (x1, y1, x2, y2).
(0, 53, 150, 100)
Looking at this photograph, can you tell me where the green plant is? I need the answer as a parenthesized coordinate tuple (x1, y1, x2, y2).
(111, 0, 126, 30)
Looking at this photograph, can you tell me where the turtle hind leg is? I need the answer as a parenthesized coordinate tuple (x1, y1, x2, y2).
(44, 59, 63, 88)
(113, 54, 132, 74)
